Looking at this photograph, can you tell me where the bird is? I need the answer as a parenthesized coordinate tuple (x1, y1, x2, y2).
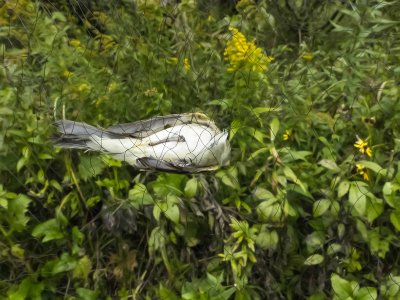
(53, 112, 231, 173)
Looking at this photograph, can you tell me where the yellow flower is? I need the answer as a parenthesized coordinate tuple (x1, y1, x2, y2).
(63, 70, 74, 78)
(69, 39, 81, 48)
(108, 81, 119, 92)
(302, 53, 314, 60)
(354, 137, 372, 157)
(283, 130, 291, 141)
(77, 83, 90, 92)
(356, 164, 369, 181)
(224, 27, 273, 73)
(183, 58, 190, 71)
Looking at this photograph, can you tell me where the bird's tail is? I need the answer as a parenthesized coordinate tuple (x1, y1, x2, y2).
(53, 120, 114, 151)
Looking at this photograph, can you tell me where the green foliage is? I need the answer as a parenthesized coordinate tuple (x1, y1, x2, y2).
(1, 0, 400, 298)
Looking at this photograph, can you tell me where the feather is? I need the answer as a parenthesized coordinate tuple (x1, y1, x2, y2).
(53, 113, 231, 173)
(106, 112, 218, 138)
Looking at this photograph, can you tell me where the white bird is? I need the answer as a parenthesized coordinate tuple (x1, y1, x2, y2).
(53, 112, 231, 173)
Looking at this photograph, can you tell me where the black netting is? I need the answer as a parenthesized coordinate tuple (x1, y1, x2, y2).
(1, 0, 400, 298)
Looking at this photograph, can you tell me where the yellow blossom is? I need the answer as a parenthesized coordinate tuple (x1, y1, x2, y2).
(183, 58, 190, 71)
(356, 164, 369, 181)
(69, 39, 81, 48)
(283, 130, 291, 141)
(63, 70, 74, 78)
(354, 137, 372, 157)
(224, 27, 273, 73)
(302, 53, 314, 60)
(77, 83, 90, 92)
(108, 81, 119, 92)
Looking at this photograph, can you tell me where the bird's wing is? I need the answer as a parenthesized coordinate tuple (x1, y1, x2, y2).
(136, 157, 188, 173)
(136, 157, 220, 174)
(106, 112, 218, 138)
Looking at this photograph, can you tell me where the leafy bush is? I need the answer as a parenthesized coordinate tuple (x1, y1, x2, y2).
(1, 0, 400, 299)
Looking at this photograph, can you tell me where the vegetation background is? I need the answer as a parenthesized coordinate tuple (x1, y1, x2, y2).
(1, 0, 400, 299)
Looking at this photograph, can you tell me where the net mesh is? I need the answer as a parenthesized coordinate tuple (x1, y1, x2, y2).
(1, 0, 400, 298)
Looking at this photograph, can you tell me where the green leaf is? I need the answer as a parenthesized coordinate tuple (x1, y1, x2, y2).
(0, 197, 8, 209)
(304, 254, 324, 265)
(76, 288, 98, 300)
(366, 197, 384, 222)
(338, 181, 350, 198)
(78, 156, 106, 180)
(11, 244, 25, 258)
(51, 253, 77, 274)
(184, 178, 199, 198)
(253, 187, 276, 201)
(129, 183, 154, 208)
(7, 194, 31, 233)
(305, 232, 324, 251)
(368, 229, 390, 258)
(281, 150, 312, 162)
(216, 167, 240, 190)
(257, 201, 283, 222)
(331, 274, 353, 299)
(160, 284, 180, 300)
(358, 160, 385, 175)
(86, 196, 101, 208)
(349, 184, 367, 217)
(283, 166, 308, 193)
(102, 155, 122, 167)
(16, 157, 27, 172)
(313, 199, 331, 217)
(355, 286, 377, 300)
(151, 174, 186, 197)
(8, 277, 44, 300)
(149, 227, 166, 253)
(32, 219, 65, 242)
(50, 179, 62, 192)
(381, 275, 400, 297)
(229, 119, 241, 140)
(153, 204, 162, 221)
(318, 159, 340, 172)
(165, 204, 180, 224)
(337, 223, 346, 239)
(383, 182, 400, 209)
(270, 117, 280, 142)
(356, 220, 368, 240)
(390, 210, 400, 231)
(255, 230, 279, 250)
(250, 128, 267, 144)
(0, 107, 14, 115)
(38, 153, 53, 160)
(252, 106, 282, 115)
(73, 256, 92, 280)
(248, 147, 269, 160)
